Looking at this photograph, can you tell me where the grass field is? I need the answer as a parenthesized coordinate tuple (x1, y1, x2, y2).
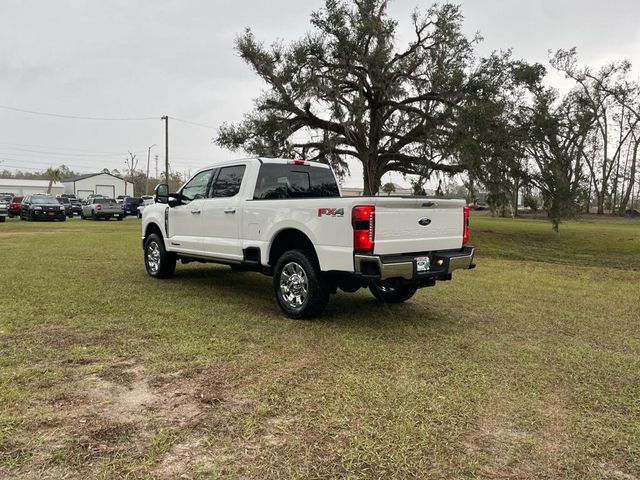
(0, 214, 639, 479)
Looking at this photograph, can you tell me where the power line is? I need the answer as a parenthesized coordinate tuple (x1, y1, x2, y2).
(0, 147, 130, 158)
(0, 106, 216, 129)
(0, 104, 158, 121)
(0, 141, 139, 155)
(170, 116, 216, 129)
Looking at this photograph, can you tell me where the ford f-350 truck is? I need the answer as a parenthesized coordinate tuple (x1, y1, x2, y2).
(142, 158, 475, 318)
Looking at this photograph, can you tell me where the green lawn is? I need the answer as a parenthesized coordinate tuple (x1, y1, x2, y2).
(0, 214, 639, 479)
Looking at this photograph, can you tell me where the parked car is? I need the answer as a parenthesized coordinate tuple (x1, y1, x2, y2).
(69, 198, 83, 216)
(56, 196, 73, 217)
(81, 197, 124, 220)
(0, 194, 10, 222)
(83, 194, 104, 205)
(20, 194, 66, 221)
(8, 194, 23, 217)
(141, 158, 475, 318)
(137, 198, 154, 218)
(122, 196, 142, 217)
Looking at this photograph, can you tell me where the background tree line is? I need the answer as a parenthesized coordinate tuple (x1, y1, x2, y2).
(216, 0, 640, 231)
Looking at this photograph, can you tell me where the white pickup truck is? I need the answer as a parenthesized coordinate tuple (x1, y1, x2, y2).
(142, 158, 475, 318)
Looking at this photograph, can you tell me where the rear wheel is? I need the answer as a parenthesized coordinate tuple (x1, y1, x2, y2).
(0, 216, 5, 222)
(273, 249, 329, 319)
(144, 233, 176, 278)
(117, 215, 123, 221)
(60, 216, 66, 222)
(369, 282, 417, 304)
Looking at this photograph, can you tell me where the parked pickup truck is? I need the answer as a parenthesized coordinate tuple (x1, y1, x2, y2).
(81, 198, 124, 220)
(141, 158, 475, 318)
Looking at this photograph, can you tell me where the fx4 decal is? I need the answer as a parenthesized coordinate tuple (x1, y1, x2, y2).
(317, 208, 345, 217)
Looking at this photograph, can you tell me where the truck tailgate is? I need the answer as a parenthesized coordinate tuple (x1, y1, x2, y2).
(373, 197, 464, 254)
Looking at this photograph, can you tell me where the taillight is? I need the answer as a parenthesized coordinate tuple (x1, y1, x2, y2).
(96, 204, 102, 211)
(352, 205, 375, 253)
(463, 206, 470, 245)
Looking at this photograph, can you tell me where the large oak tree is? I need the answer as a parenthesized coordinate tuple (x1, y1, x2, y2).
(216, 0, 515, 195)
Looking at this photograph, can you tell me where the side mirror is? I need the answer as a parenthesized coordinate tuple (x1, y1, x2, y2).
(154, 184, 169, 204)
(168, 194, 182, 207)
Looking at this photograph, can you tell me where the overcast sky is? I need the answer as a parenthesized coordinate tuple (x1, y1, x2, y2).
(1, 0, 639, 186)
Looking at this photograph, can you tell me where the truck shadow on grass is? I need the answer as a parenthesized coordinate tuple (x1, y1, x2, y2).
(166, 265, 446, 328)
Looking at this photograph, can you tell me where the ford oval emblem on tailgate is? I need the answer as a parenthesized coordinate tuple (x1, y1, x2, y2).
(418, 217, 431, 226)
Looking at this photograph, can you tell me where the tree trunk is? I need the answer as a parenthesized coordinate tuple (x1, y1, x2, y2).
(619, 138, 638, 215)
(47, 179, 53, 194)
(512, 184, 519, 218)
(596, 191, 605, 215)
(362, 158, 382, 196)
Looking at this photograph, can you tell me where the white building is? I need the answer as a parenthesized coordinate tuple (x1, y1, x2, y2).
(339, 179, 415, 197)
(0, 178, 65, 196)
(63, 172, 134, 199)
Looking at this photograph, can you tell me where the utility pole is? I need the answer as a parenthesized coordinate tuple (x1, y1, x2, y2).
(155, 154, 159, 180)
(146, 144, 157, 195)
(161, 115, 169, 184)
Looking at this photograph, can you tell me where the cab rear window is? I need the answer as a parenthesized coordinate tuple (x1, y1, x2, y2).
(253, 164, 339, 199)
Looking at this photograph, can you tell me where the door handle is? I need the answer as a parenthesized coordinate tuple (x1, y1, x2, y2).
(190, 209, 201, 214)
(224, 208, 236, 214)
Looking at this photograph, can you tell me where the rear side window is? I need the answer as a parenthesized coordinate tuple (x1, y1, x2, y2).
(253, 164, 339, 199)
(211, 165, 246, 198)
(97, 199, 116, 206)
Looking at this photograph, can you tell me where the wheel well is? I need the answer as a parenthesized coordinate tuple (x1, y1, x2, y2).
(269, 229, 317, 267)
(144, 222, 163, 242)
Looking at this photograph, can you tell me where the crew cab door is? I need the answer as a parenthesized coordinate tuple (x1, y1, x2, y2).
(200, 164, 246, 260)
(167, 169, 214, 255)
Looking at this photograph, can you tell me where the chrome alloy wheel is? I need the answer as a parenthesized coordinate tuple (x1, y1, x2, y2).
(146, 241, 161, 274)
(279, 262, 309, 308)
(375, 283, 396, 293)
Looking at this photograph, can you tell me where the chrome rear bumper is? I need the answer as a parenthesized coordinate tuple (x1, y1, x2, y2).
(354, 246, 475, 281)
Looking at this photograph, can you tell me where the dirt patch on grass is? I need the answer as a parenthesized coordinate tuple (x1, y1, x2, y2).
(2, 361, 258, 478)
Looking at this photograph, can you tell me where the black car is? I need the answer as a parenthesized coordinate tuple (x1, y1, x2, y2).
(20, 194, 66, 221)
(56, 197, 73, 217)
(69, 198, 82, 216)
(122, 196, 142, 216)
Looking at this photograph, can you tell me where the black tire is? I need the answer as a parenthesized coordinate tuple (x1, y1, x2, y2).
(60, 216, 66, 222)
(144, 233, 176, 279)
(369, 282, 417, 304)
(0, 216, 5, 223)
(273, 249, 329, 319)
(91, 210, 96, 220)
(117, 215, 123, 221)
